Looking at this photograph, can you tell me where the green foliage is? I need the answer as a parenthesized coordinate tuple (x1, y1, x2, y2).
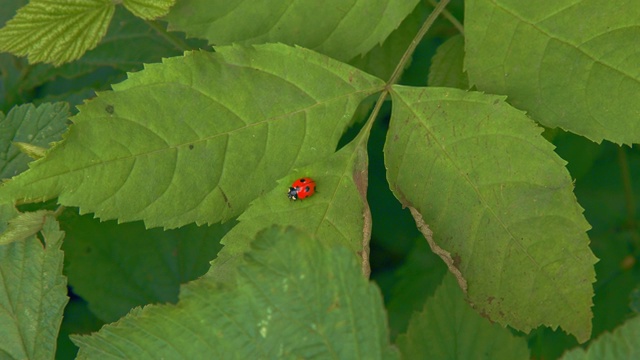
(0, 0, 639, 359)
(0, 205, 68, 359)
(397, 274, 529, 359)
(72, 226, 399, 359)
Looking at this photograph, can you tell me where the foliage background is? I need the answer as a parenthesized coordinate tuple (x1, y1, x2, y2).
(0, 0, 639, 359)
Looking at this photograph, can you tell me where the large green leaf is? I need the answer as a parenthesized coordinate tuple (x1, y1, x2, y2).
(73, 226, 398, 359)
(61, 210, 234, 323)
(465, 0, 640, 145)
(0, 102, 69, 180)
(561, 316, 640, 360)
(0, 0, 115, 66)
(396, 273, 529, 359)
(164, 0, 419, 62)
(210, 128, 373, 284)
(0, 44, 385, 229)
(0, 205, 68, 359)
(385, 86, 597, 343)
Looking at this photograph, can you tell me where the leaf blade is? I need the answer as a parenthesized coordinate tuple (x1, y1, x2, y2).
(465, 0, 640, 144)
(0, 0, 115, 66)
(385, 86, 597, 342)
(164, 0, 420, 62)
(0, 206, 68, 359)
(0, 44, 385, 229)
(73, 226, 398, 359)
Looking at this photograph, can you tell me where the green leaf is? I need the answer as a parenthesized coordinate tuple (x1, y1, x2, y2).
(428, 34, 468, 89)
(397, 273, 530, 359)
(209, 130, 373, 285)
(164, 0, 420, 62)
(0, 102, 69, 180)
(386, 237, 447, 339)
(123, 0, 175, 20)
(465, 0, 640, 145)
(0, 205, 68, 359)
(0, 209, 54, 245)
(0, 44, 385, 229)
(61, 210, 234, 323)
(73, 226, 398, 359)
(385, 86, 597, 343)
(0, 0, 115, 66)
(18, 7, 207, 95)
(561, 316, 640, 360)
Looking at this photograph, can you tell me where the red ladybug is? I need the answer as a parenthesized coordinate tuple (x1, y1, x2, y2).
(287, 177, 316, 200)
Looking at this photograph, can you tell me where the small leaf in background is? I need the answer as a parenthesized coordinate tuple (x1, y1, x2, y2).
(123, 0, 175, 20)
(0, 44, 385, 229)
(385, 237, 447, 339)
(210, 129, 373, 284)
(561, 316, 640, 360)
(164, 0, 420, 62)
(465, 0, 640, 144)
(0, 209, 54, 245)
(0, 204, 68, 359)
(385, 86, 597, 342)
(73, 226, 398, 359)
(61, 209, 234, 323)
(428, 34, 468, 89)
(0, 0, 115, 66)
(0, 102, 69, 180)
(397, 273, 529, 359)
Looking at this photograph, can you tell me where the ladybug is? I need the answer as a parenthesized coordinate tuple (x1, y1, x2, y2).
(287, 177, 316, 200)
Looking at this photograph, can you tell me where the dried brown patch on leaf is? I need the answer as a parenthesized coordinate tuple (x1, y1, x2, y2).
(409, 207, 467, 293)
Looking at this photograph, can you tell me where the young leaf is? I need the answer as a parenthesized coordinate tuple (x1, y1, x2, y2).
(210, 129, 374, 284)
(164, 0, 420, 62)
(0, 0, 115, 66)
(397, 273, 529, 359)
(561, 316, 640, 360)
(465, 0, 640, 144)
(0, 209, 54, 245)
(0, 102, 69, 180)
(385, 86, 597, 343)
(0, 205, 68, 359)
(123, 0, 175, 20)
(73, 226, 398, 359)
(61, 210, 234, 323)
(0, 44, 385, 229)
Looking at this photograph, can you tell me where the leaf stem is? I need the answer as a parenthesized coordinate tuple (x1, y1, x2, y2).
(428, 0, 464, 34)
(362, 1, 451, 132)
(386, 0, 451, 88)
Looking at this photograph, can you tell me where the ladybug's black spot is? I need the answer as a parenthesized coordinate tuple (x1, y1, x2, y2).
(299, 178, 307, 183)
(189, 144, 194, 150)
(105, 105, 114, 114)
(304, 186, 310, 192)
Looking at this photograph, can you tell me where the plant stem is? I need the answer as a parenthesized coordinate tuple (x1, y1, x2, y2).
(428, 0, 464, 34)
(386, 0, 451, 88)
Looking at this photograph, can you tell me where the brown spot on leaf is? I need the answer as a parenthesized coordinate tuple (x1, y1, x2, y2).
(409, 206, 468, 293)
